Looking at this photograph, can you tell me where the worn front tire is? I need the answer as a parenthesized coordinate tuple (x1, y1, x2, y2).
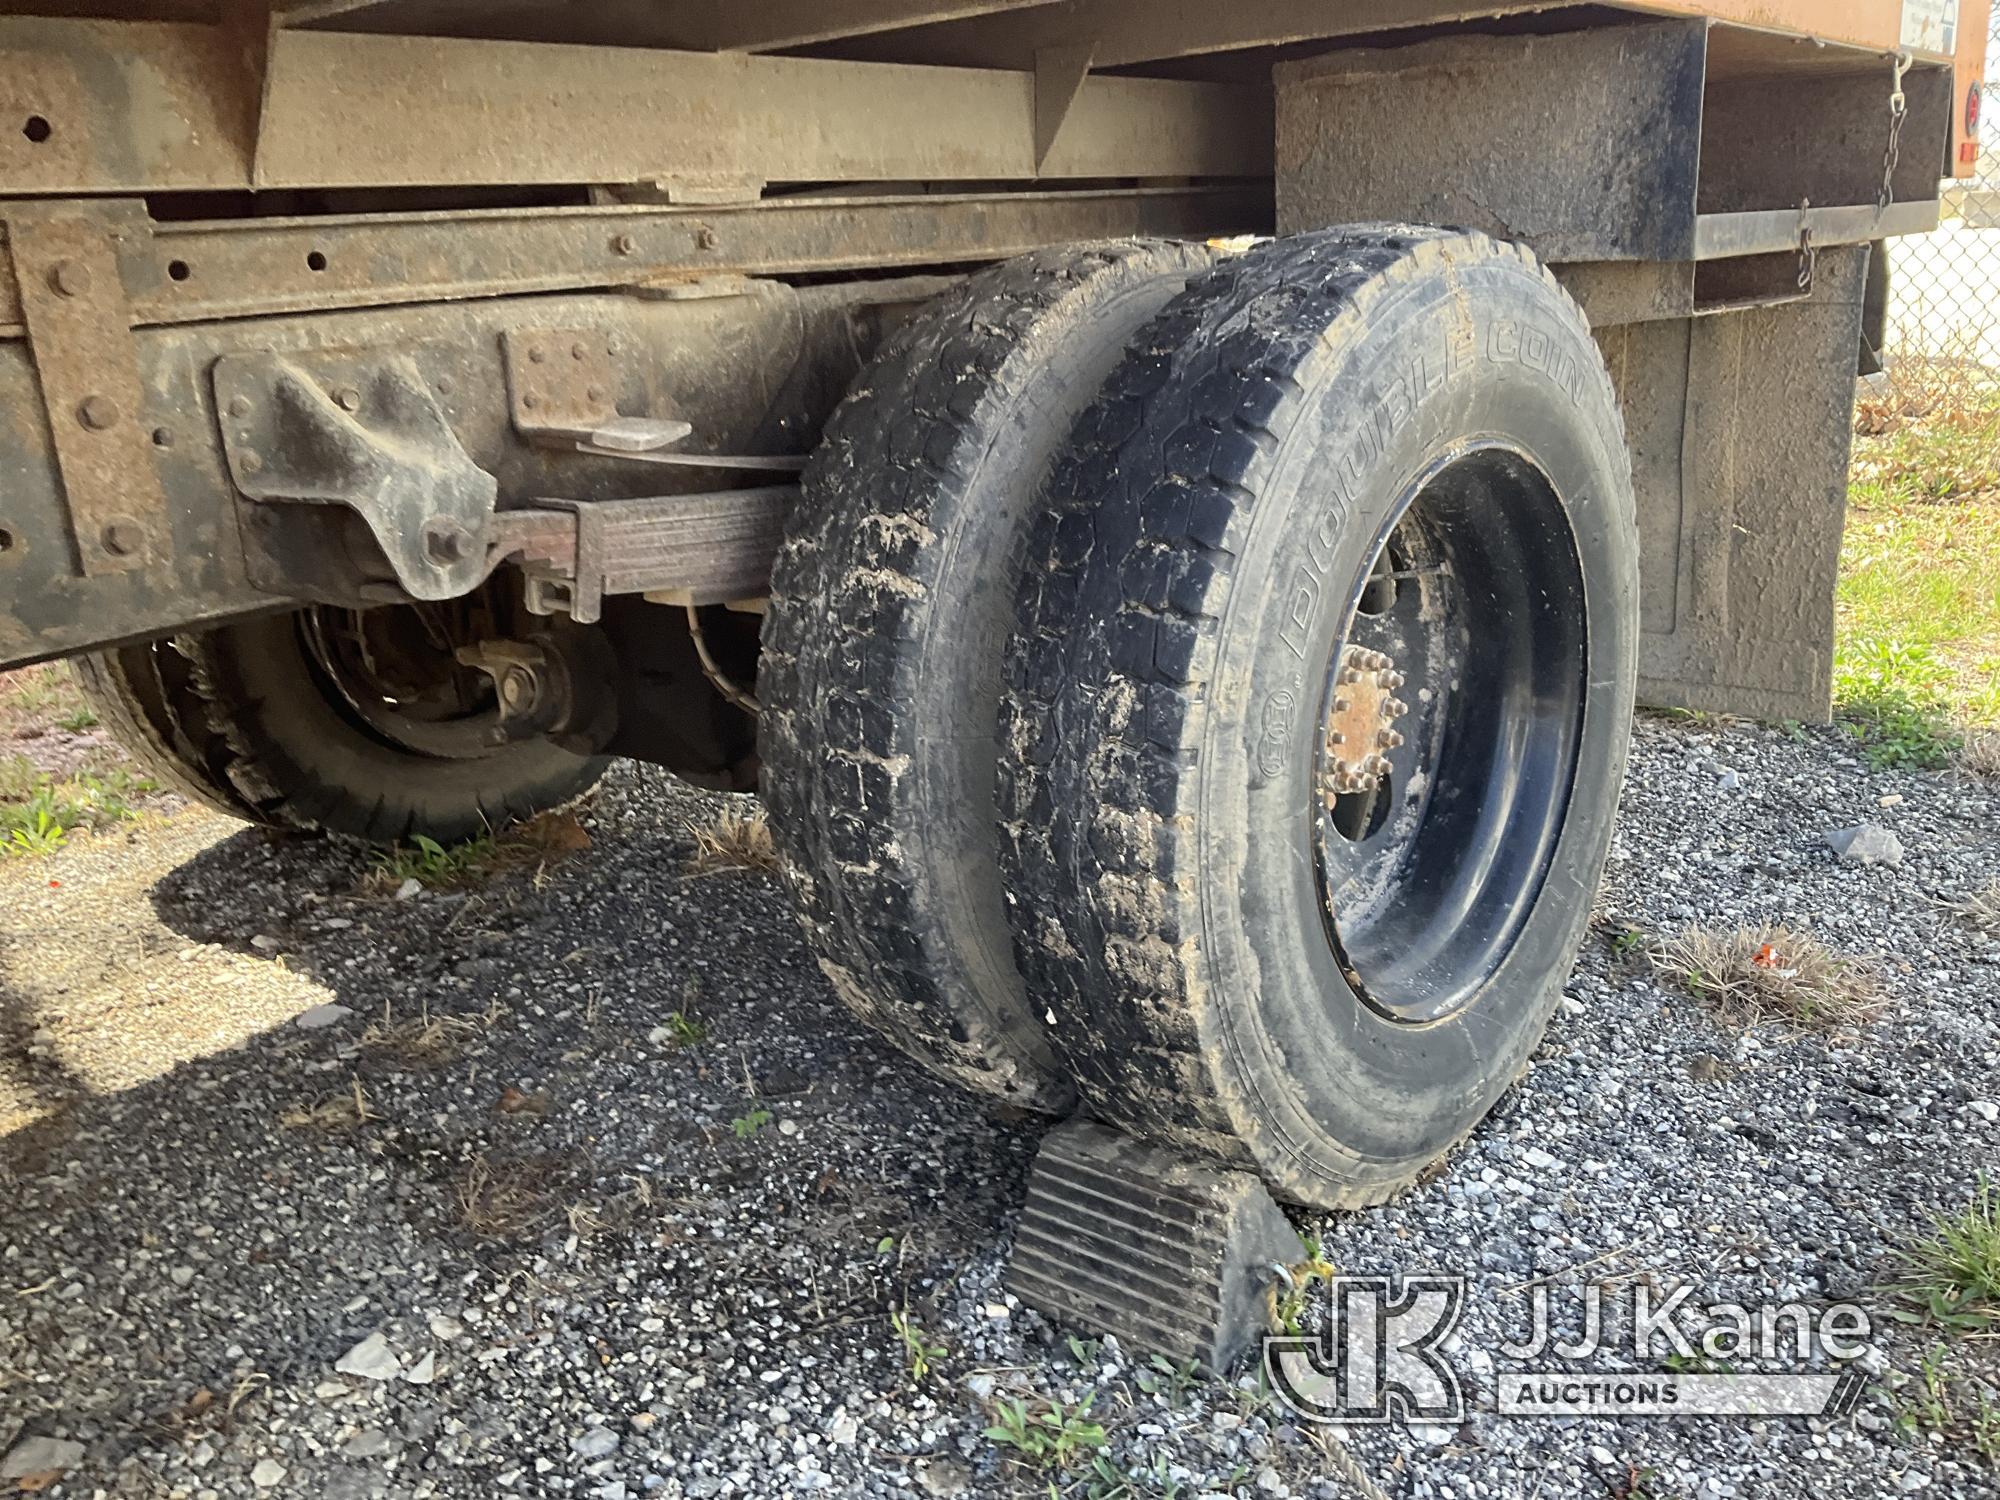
(77, 609, 608, 844)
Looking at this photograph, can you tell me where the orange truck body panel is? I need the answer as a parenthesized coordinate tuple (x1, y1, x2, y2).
(1636, 0, 1992, 173)
(1642, 0, 1976, 55)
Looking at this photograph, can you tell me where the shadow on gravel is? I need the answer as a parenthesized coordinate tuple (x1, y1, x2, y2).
(2, 782, 1044, 1492)
(0, 963, 88, 1162)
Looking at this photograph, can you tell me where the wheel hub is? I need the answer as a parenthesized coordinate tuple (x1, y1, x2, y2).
(1318, 645, 1409, 803)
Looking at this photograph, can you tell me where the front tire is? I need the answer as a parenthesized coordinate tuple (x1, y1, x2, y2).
(999, 227, 1639, 1207)
(76, 605, 608, 844)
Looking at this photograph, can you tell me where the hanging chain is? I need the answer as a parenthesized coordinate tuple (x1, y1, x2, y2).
(1796, 197, 1817, 291)
(1879, 51, 1914, 214)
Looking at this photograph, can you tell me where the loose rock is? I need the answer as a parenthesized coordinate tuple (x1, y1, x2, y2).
(1825, 822, 1905, 867)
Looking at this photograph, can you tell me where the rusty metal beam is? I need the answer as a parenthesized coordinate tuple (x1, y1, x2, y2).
(1034, 44, 1096, 169)
(246, 28, 1264, 190)
(0, 18, 258, 193)
(805, 0, 1553, 70)
(0, 186, 1269, 335)
(810, 0, 1969, 71)
(2, 202, 170, 578)
(688, 0, 1060, 52)
(274, 0, 385, 21)
(0, 18, 1266, 194)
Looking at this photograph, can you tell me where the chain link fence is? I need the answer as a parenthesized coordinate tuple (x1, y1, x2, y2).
(1874, 10, 2000, 419)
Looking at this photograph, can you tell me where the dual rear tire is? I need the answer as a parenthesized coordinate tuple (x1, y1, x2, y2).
(766, 229, 1641, 1208)
(761, 242, 1213, 1113)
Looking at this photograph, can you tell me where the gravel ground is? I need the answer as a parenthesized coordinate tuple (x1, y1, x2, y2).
(2, 714, 1997, 1500)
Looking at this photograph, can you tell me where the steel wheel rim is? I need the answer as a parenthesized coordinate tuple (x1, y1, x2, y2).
(1310, 443, 1589, 1025)
(299, 603, 506, 761)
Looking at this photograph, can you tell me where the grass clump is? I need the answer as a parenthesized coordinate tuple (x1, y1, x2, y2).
(1888, 1344, 2000, 1466)
(685, 806, 779, 876)
(455, 1152, 573, 1238)
(983, 1394, 1108, 1474)
(1839, 383, 1999, 763)
(0, 664, 92, 730)
(361, 809, 591, 895)
(1895, 1177, 2000, 1334)
(280, 1077, 377, 1133)
(1649, 923, 1884, 1029)
(0, 755, 154, 856)
(365, 831, 502, 892)
(1831, 640, 1965, 770)
(1951, 880, 2000, 934)
(1961, 729, 2000, 781)
(360, 999, 498, 1066)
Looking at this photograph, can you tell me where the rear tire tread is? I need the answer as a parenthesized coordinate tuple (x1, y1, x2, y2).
(997, 228, 1609, 1206)
(763, 241, 1209, 1110)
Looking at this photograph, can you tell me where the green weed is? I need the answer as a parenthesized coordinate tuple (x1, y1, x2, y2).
(1895, 1176, 2000, 1333)
(889, 1306, 946, 1386)
(656, 1010, 706, 1048)
(360, 810, 592, 896)
(1832, 639, 1962, 770)
(983, 1393, 1107, 1473)
(5, 807, 66, 857)
(1133, 1352, 1203, 1407)
(1888, 1343, 2000, 1465)
(730, 1106, 772, 1139)
(0, 758, 153, 856)
(371, 832, 499, 889)
(1610, 1465, 1666, 1500)
(1271, 1233, 1336, 1336)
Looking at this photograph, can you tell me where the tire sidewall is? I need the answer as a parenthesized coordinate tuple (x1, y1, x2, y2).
(1197, 254, 1639, 1200)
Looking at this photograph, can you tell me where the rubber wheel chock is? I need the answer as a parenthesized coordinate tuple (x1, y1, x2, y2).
(1006, 1119, 1305, 1371)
